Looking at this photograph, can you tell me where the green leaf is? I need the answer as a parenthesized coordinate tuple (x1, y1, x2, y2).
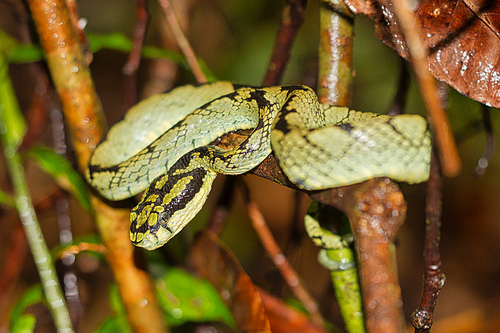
(26, 146, 92, 212)
(87, 33, 216, 80)
(96, 316, 132, 333)
(0, 50, 27, 149)
(87, 32, 185, 64)
(0, 28, 44, 63)
(0, 187, 15, 207)
(10, 284, 44, 333)
(156, 267, 235, 327)
(108, 284, 127, 315)
(96, 284, 132, 333)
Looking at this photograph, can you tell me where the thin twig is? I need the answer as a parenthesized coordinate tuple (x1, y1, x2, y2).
(412, 152, 446, 332)
(262, 0, 308, 86)
(388, 59, 410, 116)
(156, 0, 207, 83)
(123, 0, 149, 108)
(391, 0, 461, 177)
(475, 105, 495, 176)
(240, 182, 325, 327)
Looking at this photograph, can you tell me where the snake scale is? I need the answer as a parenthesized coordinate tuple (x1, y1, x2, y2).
(86, 82, 431, 250)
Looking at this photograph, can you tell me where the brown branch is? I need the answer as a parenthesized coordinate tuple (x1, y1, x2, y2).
(391, 0, 461, 177)
(123, 0, 149, 109)
(247, 156, 407, 332)
(388, 59, 411, 116)
(240, 184, 325, 327)
(412, 152, 446, 332)
(0, 224, 27, 298)
(26, 1, 167, 331)
(262, 0, 308, 86)
(156, 0, 207, 84)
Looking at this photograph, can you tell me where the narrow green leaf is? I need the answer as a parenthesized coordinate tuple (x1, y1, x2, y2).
(10, 315, 36, 333)
(26, 146, 92, 212)
(0, 49, 26, 148)
(95, 284, 132, 333)
(9, 284, 44, 333)
(95, 316, 132, 333)
(87, 33, 185, 63)
(156, 268, 235, 327)
(0, 28, 44, 64)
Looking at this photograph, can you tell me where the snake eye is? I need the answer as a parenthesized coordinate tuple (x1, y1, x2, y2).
(157, 211, 171, 225)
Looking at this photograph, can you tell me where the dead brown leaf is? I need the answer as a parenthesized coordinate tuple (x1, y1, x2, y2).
(345, 0, 500, 108)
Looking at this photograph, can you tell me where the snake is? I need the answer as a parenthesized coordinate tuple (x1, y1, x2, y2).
(86, 81, 431, 250)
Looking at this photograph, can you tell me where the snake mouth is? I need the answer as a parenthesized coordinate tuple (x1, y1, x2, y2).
(135, 226, 174, 251)
(136, 232, 162, 251)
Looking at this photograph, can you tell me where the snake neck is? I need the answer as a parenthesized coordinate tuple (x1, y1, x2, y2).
(130, 152, 217, 250)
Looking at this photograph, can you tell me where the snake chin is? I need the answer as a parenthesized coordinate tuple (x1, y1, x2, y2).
(135, 226, 173, 251)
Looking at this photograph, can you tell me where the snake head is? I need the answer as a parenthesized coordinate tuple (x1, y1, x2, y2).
(130, 205, 175, 251)
(129, 164, 218, 251)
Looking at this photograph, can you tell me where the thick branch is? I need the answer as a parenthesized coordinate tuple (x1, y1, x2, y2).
(26, 1, 167, 331)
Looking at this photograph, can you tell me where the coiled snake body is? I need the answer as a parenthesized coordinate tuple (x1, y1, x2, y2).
(86, 82, 431, 250)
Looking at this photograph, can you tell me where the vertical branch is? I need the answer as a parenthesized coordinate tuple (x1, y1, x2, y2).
(317, 1, 407, 332)
(26, 1, 167, 332)
(391, 0, 461, 177)
(411, 153, 446, 332)
(123, 0, 149, 108)
(317, 0, 354, 106)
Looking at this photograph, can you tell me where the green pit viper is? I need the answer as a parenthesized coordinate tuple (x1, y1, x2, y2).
(86, 82, 431, 250)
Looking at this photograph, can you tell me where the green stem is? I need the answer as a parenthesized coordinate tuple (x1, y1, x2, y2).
(0, 53, 73, 332)
(325, 248, 364, 333)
